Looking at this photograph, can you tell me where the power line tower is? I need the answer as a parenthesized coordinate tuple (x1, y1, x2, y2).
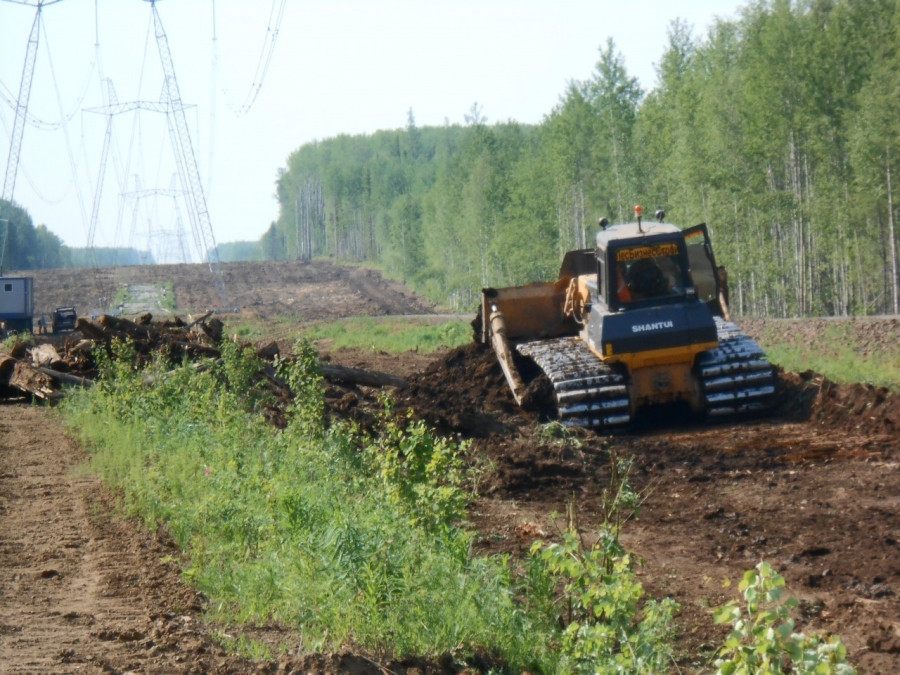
(146, 0, 227, 307)
(122, 175, 190, 264)
(1, 0, 63, 273)
(84, 80, 199, 256)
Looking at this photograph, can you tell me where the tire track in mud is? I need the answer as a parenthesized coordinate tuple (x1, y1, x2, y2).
(0, 406, 145, 672)
(0, 406, 244, 674)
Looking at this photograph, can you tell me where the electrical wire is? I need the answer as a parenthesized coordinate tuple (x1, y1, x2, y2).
(206, 0, 218, 198)
(43, 12, 92, 239)
(220, 0, 287, 116)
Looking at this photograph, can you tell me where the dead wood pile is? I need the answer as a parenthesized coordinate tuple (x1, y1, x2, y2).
(0, 313, 406, 404)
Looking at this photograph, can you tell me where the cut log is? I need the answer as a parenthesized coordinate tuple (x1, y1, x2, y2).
(9, 361, 61, 401)
(186, 311, 213, 330)
(68, 339, 94, 357)
(167, 340, 221, 358)
(29, 343, 63, 368)
(320, 363, 407, 390)
(35, 366, 94, 389)
(98, 314, 154, 340)
(76, 317, 113, 341)
(0, 354, 15, 383)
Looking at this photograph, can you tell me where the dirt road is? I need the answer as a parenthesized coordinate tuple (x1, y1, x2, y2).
(2, 260, 898, 673)
(13, 259, 435, 322)
(0, 405, 226, 673)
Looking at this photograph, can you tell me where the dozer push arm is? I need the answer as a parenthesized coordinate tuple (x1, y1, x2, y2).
(479, 279, 580, 406)
(487, 304, 527, 405)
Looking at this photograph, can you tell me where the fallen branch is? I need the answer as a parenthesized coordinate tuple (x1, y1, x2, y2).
(35, 366, 94, 389)
(320, 363, 408, 390)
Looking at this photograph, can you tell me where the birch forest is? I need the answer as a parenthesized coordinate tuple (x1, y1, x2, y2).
(270, 0, 900, 317)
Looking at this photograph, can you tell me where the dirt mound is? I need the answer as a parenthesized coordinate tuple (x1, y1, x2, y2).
(399, 344, 524, 436)
(400, 341, 899, 442)
(776, 369, 900, 436)
(13, 259, 436, 322)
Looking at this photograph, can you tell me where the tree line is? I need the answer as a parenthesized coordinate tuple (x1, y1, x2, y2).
(0, 199, 150, 272)
(270, 0, 899, 317)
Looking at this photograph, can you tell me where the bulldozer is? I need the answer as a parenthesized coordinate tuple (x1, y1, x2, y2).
(476, 206, 776, 429)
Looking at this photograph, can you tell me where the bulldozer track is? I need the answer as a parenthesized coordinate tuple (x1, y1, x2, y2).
(698, 317, 777, 416)
(516, 317, 776, 429)
(517, 337, 631, 428)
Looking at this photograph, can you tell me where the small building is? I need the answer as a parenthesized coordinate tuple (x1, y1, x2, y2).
(0, 276, 34, 333)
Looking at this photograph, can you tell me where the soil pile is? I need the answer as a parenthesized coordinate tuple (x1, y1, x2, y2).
(397, 340, 899, 442)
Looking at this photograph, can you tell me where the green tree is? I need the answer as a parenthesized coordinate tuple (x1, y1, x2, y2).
(847, 1, 900, 314)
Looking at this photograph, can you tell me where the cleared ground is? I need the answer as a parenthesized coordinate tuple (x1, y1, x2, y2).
(1, 260, 898, 673)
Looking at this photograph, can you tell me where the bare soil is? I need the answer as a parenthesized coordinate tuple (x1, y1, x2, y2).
(2, 260, 898, 673)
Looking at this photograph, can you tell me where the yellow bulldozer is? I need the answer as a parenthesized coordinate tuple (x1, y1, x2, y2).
(476, 207, 775, 429)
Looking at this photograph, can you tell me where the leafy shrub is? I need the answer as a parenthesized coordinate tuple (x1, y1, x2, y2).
(366, 402, 470, 535)
(532, 531, 679, 674)
(276, 338, 324, 433)
(527, 453, 677, 674)
(714, 561, 855, 674)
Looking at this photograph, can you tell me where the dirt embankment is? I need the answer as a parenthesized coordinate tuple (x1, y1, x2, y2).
(2, 260, 899, 673)
(12, 259, 435, 321)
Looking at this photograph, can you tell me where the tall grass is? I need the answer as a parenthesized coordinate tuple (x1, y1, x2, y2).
(227, 316, 472, 354)
(62, 340, 527, 666)
(753, 321, 900, 390)
(60, 338, 681, 671)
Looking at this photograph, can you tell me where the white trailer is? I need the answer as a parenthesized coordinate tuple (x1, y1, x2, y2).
(0, 277, 34, 333)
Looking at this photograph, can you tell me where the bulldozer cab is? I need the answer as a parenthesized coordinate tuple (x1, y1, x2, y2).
(599, 234, 692, 312)
(592, 222, 726, 316)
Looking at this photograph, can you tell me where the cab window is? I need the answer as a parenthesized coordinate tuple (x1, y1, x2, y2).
(615, 243, 684, 303)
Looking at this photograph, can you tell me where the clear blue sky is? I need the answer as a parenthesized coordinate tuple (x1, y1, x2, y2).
(0, 0, 740, 262)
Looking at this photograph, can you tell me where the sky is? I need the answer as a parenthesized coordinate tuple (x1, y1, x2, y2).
(0, 0, 741, 263)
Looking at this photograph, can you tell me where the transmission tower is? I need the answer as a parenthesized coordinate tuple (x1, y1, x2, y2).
(147, 0, 227, 306)
(84, 79, 197, 253)
(121, 174, 190, 264)
(0, 0, 63, 273)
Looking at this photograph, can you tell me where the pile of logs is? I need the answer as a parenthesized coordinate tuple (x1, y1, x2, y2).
(0, 312, 407, 404)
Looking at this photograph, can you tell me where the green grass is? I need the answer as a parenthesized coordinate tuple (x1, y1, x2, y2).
(213, 632, 273, 661)
(60, 341, 555, 668)
(299, 316, 471, 353)
(754, 321, 900, 390)
(227, 316, 472, 354)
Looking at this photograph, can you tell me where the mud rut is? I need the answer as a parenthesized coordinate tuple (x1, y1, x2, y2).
(2, 260, 899, 674)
